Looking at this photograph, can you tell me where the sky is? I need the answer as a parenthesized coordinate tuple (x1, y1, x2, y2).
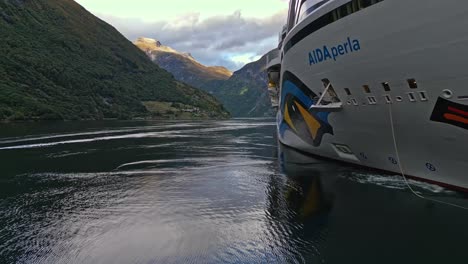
(75, 0, 289, 71)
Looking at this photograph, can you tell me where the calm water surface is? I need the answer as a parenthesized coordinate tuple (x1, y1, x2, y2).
(0, 119, 468, 263)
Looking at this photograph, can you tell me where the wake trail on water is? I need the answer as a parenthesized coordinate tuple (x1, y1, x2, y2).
(0, 122, 275, 150)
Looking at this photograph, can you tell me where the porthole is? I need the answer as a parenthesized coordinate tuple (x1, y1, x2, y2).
(442, 89, 453, 99)
(396, 96, 403, 102)
(347, 101, 352, 105)
(408, 92, 416, 102)
(426, 162, 436, 172)
(382, 82, 391, 91)
(407, 78, 418, 89)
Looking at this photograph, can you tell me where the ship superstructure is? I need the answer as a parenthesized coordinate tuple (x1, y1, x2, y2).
(267, 0, 468, 190)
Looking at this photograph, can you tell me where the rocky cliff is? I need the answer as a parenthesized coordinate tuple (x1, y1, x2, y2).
(135, 38, 273, 117)
(135, 38, 232, 88)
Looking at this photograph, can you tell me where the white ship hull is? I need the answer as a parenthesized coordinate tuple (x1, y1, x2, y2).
(273, 0, 468, 190)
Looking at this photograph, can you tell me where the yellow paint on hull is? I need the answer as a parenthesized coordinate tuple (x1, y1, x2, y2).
(294, 101, 321, 139)
(284, 103, 297, 132)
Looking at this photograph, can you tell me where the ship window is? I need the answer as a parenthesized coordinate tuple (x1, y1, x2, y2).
(442, 89, 453, 99)
(363, 85, 371, 93)
(359, 0, 372, 9)
(396, 96, 403, 102)
(344, 88, 351, 95)
(299, 0, 332, 22)
(285, 0, 385, 54)
(346, 2, 354, 14)
(407, 78, 418, 89)
(419, 91, 428, 101)
(384, 95, 392, 104)
(332, 10, 339, 21)
(297, 0, 306, 23)
(339, 6, 347, 18)
(359, 0, 378, 9)
(408, 92, 416, 102)
(352, 98, 358, 105)
(382, 82, 391, 91)
(337, 3, 353, 18)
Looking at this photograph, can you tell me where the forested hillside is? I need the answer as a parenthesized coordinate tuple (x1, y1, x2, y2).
(0, 0, 229, 120)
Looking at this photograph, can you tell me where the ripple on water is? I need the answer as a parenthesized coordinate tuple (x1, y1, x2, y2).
(7, 119, 466, 263)
(344, 171, 455, 194)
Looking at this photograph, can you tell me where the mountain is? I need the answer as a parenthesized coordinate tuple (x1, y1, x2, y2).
(0, 0, 229, 121)
(203, 55, 275, 117)
(134, 38, 232, 88)
(135, 38, 273, 117)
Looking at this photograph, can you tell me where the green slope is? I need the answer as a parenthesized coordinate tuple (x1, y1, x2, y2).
(0, 0, 229, 120)
(134, 38, 273, 117)
(202, 55, 275, 117)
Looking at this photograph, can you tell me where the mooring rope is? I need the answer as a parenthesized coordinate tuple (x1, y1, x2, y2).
(388, 102, 468, 210)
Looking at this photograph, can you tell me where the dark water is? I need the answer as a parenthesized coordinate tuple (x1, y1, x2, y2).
(1, 119, 468, 264)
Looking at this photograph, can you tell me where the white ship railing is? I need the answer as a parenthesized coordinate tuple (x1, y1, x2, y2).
(266, 49, 279, 65)
(310, 82, 343, 110)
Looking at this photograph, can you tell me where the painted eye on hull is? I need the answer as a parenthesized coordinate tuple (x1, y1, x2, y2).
(283, 97, 333, 147)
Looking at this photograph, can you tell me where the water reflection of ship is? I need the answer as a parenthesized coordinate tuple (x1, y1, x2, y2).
(263, 142, 339, 262)
(272, 142, 468, 263)
(279, 144, 335, 220)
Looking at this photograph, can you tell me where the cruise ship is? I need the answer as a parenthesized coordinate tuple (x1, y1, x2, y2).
(266, 0, 468, 191)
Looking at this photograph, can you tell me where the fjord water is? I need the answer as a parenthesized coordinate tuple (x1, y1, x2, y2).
(0, 119, 467, 264)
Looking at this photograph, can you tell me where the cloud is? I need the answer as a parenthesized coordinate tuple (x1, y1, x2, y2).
(96, 9, 287, 71)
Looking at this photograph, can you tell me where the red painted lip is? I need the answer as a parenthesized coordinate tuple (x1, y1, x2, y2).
(448, 106, 468, 117)
(404, 174, 468, 194)
(281, 143, 468, 193)
(443, 113, 468, 124)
